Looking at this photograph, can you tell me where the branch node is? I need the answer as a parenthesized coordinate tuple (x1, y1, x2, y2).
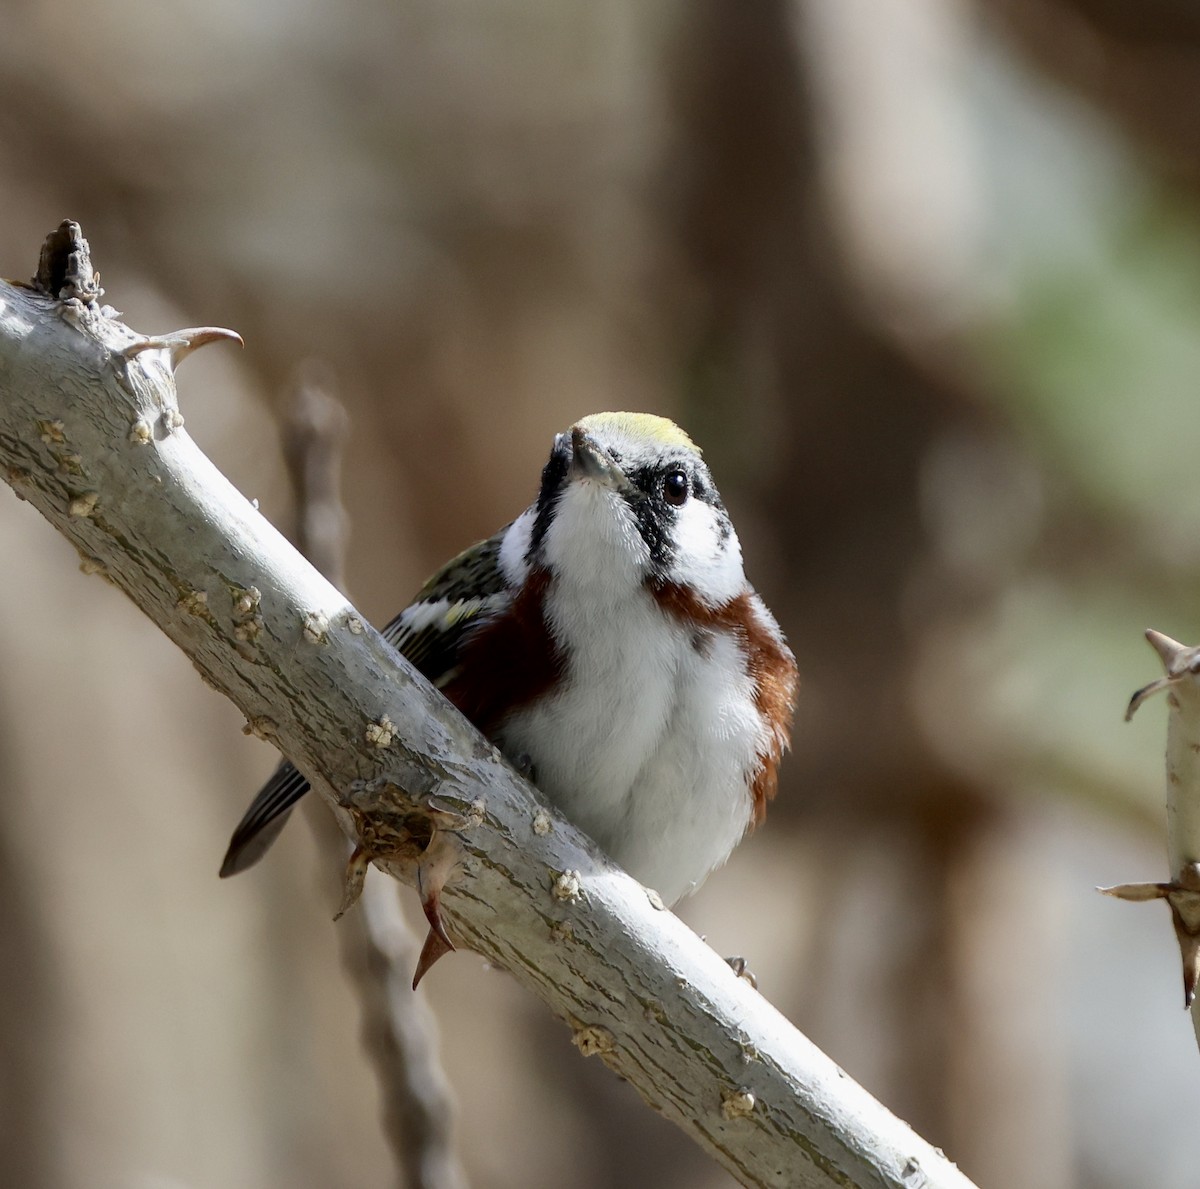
(720, 1088, 756, 1120)
(68, 491, 99, 518)
(302, 610, 330, 644)
(571, 1024, 615, 1057)
(232, 585, 262, 617)
(241, 716, 278, 740)
(364, 714, 396, 748)
(177, 588, 208, 615)
(552, 869, 583, 902)
(424, 796, 475, 832)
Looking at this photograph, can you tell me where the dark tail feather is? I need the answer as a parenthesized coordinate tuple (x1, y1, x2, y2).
(220, 761, 312, 877)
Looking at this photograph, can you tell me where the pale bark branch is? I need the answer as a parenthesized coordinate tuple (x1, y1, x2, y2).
(0, 222, 977, 1189)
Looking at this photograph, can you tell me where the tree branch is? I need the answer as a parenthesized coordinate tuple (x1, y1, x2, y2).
(0, 222, 977, 1189)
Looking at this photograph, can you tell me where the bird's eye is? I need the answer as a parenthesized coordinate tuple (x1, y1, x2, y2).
(662, 469, 689, 506)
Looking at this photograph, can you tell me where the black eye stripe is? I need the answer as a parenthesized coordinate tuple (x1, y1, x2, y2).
(526, 435, 732, 574)
(528, 433, 572, 559)
(624, 460, 722, 508)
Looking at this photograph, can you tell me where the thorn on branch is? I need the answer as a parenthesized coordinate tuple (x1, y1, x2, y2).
(119, 327, 243, 369)
(336, 846, 372, 921)
(412, 827, 466, 989)
(1101, 866, 1200, 1007)
(1126, 629, 1200, 721)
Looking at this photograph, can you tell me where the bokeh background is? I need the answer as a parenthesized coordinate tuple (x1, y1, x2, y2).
(2, 1, 1199, 1186)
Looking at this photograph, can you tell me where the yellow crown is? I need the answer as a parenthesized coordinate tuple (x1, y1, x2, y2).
(576, 411, 698, 454)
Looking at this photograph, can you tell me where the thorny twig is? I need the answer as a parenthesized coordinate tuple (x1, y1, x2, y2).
(1107, 630, 1200, 1053)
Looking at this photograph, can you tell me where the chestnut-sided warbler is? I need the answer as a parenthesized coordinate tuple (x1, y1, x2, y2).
(222, 412, 797, 914)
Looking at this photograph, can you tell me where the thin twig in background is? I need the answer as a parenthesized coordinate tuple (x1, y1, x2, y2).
(281, 363, 467, 1189)
(282, 362, 351, 591)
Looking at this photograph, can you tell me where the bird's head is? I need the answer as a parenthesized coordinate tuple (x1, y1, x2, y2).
(501, 412, 748, 608)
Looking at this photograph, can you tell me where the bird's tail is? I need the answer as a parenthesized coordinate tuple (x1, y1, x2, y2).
(219, 761, 312, 877)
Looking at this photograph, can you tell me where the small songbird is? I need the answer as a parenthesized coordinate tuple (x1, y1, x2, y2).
(221, 412, 797, 928)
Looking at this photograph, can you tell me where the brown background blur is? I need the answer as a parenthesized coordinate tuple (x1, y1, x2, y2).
(3, 2, 1199, 1187)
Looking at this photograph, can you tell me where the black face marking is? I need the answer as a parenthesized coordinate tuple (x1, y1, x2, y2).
(528, 432, 572, 560)
(621, 454, 728, 574)
(688, 467, 725, 513)
(622, 464, 674, 569)
(528, 429, 733, 577)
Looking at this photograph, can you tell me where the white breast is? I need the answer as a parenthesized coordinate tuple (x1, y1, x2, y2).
(495, 578, 760, 906)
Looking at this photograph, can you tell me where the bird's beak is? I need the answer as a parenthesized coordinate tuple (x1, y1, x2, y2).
(569, 426, 626, 489)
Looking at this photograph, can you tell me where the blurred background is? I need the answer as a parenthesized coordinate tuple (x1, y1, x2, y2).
(1, 1, 1199, 1186)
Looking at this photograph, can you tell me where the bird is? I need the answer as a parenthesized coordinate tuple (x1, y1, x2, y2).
(221, 411, 797, 975)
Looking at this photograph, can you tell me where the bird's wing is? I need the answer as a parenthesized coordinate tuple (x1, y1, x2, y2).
(379, 526, 513, 685)
(220, 527, 514, 878)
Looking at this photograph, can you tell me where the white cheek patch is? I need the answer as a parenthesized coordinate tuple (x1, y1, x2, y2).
(500, 507, 535, 586)
(668, 500, 746, 605)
